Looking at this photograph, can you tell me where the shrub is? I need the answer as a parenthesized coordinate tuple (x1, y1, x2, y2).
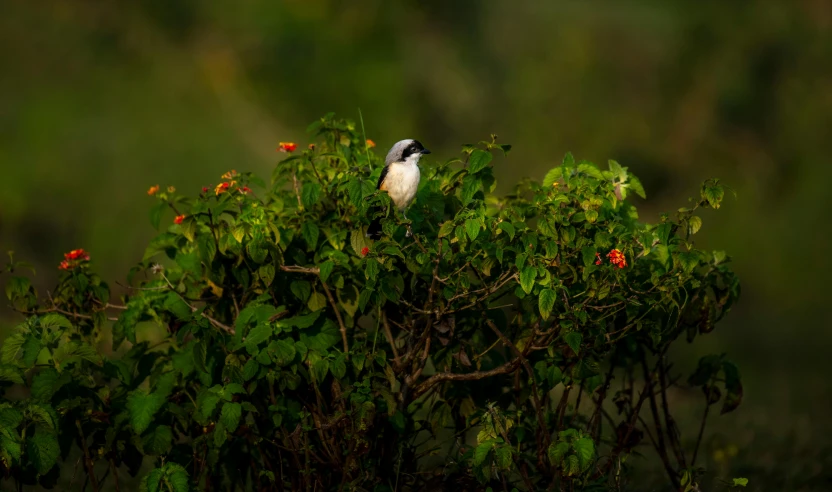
(0, 114, 741, 491)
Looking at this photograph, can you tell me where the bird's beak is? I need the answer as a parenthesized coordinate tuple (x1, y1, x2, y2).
(421, 149, 431, 155)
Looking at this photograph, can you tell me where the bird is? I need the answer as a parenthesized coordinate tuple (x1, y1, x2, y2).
(366, 139, 431, 239)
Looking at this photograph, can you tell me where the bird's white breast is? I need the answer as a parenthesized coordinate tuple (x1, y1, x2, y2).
(383, 160, 420, 210)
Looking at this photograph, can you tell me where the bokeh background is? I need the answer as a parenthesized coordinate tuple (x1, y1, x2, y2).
(1, 1, 831, 489)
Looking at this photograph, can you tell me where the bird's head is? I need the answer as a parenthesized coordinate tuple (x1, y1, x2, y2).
(386, 139, 431, 166)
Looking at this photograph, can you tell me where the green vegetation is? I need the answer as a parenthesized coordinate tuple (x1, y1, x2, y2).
(1, 115, 744, 490)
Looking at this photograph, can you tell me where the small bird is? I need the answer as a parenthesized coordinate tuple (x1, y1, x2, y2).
(366, 139, 431, 239)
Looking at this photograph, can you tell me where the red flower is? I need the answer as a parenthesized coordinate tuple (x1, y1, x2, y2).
(59, 249, 90, 270)
(607, 249, 627, 268)
(215, 181, 236, 195)
(366, 139, 376, 148)
(174, 215, 186, 224)
(278, 142, 297, 153)
(147, 185, 160, 196)
(361, 247, 370, 257)
(202, 186, 210, 193)
(595, 253, 602, 266)
(240, 186, 251, 195)
(64, 249, 90, 261)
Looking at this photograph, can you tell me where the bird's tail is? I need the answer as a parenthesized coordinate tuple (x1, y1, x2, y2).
(366, 207, 383, 239)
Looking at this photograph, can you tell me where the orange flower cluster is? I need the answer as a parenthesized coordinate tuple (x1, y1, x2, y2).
(221, 170, 238, 180)
(278, 142, 297, 153)
(174, 215, 186, 224)
(607, 249, 627, 268)
(215, 180, 236, 195)
(366, 139, 376, 148)
(361, 247, 370, 257)
(147, 185, 160, 196)
(59, 249, 90, 270)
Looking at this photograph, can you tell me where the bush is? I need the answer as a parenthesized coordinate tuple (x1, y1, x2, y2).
(1, 114, 741, 491)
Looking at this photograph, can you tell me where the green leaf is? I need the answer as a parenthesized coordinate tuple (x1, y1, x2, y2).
(301, 182, 322, 208)
(538, 288, 556, 320)
(688, 216, 702, 235)
(27, 427, 59, 474)
(271, 339, 296, 367)
(0, 333, 25, 364)
(702, 183, 724, 209)
(242, 359, 259, 381)
(732, 478, 749, 487)
(494, 446, 512, 469)
(5, 276, 30, 302)
(548, 441, 569, 465)
(164, 463, 191, 492)
(468, 149, 493, 174)
(347, 178, 364, 207)
(311, 359, 329, 382)
(519, 266, 536, 294)
(149, 201, 166, 230)
(582, 246, 598, 268)
(498, 221, 515, 240)
(258, 264, 276, 286)
(338, 285, 359, 317)
(244, 324, 273, 351)
(1, 433, 21, 461)
(31, 368, 61, 401)
(629, 175, 646, 198)
(365, 258, 380, 280)
(438, 221, 455, 238)
(330, 354, 347, 379)
(350, 230, 371, 256)
(542, 167, 563, 188)
(127, 390, 166, 434)
(461, 175, 480, 205)
(142, 425, 173, 455)
(302, 222, 320, 249)
(564, 332, 582, 356)
(277, 311, 321, 330)
(608, 159, 627, 182)
(319, 260, 334, 283)
(573, 437, 595, 470)
(465, 219, 481, 241)
(473, 441, 492, 466)
(220, 402, 242, 433)
(564, 453, 580, 476)
(577, 163, 604, 180)
(290, 281, 312, 302)
(39, 314, 73, 330)
(307, 292, 327, 312)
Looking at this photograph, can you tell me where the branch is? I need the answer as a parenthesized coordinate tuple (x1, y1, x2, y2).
(410, 358, 522, 399)
(319, 280, 348, 356)
(483, 317, 551, 453)
(381, 311, 401, 366)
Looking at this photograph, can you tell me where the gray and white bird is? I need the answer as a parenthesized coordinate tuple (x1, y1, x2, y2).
(366, 139, 431, 239)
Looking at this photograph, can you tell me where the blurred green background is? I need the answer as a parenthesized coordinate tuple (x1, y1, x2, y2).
(1, 0, 830, 489)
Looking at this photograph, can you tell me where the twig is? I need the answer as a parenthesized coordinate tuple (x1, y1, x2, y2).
(75, 419, 100, 492)
(483, 317, 551, 453)
(691, 397, 712, 467)
(319, 280, 348, 356)
(381, 311, 401, 366)
(410, 357, 523, 399)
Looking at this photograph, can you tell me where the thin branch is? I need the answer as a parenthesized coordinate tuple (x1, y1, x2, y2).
(381, 311, 401, 366)
(319, 280, 348, 356)
(410, 358, 523, 399)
